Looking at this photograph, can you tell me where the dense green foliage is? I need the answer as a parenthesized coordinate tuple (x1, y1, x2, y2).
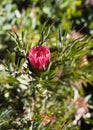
(1, 0, 93, 129)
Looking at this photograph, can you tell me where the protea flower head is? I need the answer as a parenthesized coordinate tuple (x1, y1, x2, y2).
(28, 46, 50, 71)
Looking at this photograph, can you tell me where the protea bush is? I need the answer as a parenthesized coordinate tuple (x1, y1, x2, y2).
(1, 26, 93, 130)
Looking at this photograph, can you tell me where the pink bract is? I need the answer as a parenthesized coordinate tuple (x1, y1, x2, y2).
(28, 46, 50, 71)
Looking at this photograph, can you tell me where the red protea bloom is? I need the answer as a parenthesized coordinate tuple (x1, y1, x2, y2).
(28, 46, 50, 71)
